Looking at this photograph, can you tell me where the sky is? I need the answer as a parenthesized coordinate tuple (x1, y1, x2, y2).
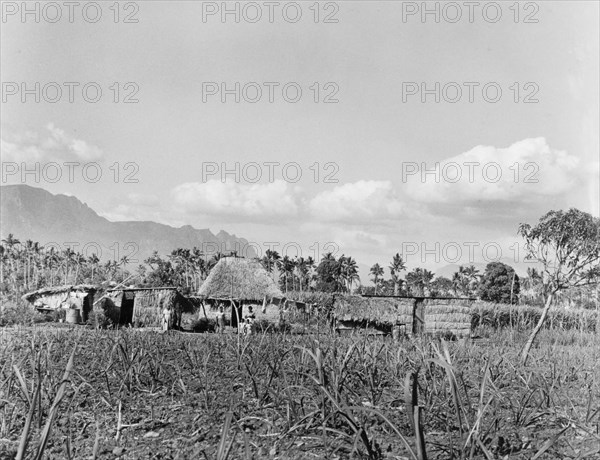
(1, 1, 599, 279)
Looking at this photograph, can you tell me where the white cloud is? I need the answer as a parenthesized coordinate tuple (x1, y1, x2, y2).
(309, 180, 404, 223)
(1, 123, 104, 164)
(172, 180, 300, 220)
(404, 138, 581, 204)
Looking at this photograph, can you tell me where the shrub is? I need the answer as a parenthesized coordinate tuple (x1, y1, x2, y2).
(471, 301, 597, 332)
(191, 317, 216, 333)
(478, 262, 520, 304)
(50, 308, 67, 323)
(0, 301, 43, 326)
(86, 310, 113, 329)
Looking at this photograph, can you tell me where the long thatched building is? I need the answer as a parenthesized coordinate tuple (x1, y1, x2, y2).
(333, 295, 473, 337)
(103, 287, 193, 328)
(22, 284, 97, 322)
(197, 256, 283, 327)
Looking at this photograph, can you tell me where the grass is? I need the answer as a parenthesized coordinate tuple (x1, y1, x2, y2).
(0, 324, 598, 459)
(471, 301, 598, 333)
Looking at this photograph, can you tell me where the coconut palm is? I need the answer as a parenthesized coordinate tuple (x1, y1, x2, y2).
(88, 253, 100, 282)
(389, 253, 406, 296)
(119, 255, 130, 281)
(261, 249, 280, 272)
(370, 263, 384, 295)
(277, 255, 295, 293)
(346, 257, 360, 293)
(405, 268, 434, 296)
(294, 256, 309, 293)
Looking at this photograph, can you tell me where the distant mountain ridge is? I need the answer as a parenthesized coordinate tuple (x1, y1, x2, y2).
(0, 185, 255, 261)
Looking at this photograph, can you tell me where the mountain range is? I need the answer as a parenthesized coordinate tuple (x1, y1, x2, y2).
(1, 185, 534, 279)
(0, 185, 255, 262)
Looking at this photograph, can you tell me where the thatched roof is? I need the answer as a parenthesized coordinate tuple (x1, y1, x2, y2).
(333, 295, 414, 325)
(198, 257, 283, 302)
(22, 284, 97, 302)
(107, 286, 179, 292)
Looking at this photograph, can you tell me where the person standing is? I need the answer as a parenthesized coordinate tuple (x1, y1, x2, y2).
(162, 306, 171, 332)
(215, 305, 225, 333)
(243, 306, 256, 335)
(246, 306, 256, 322)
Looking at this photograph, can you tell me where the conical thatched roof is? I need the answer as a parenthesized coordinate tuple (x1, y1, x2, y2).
(198, 257, 283, 302)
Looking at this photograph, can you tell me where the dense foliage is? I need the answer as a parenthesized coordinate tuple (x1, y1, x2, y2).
(1, 207, 598, 310)
(478, 262, 520, 304)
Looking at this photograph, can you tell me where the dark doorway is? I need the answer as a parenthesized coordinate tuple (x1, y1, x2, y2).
(230, 301, 243, 329)
(120, 292, 135, 325)
(413, 298, 425, 334)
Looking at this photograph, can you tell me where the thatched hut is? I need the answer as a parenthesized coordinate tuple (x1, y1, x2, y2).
(333, 295, 473, 336)
(104, 287, 193, 328)
(197, 257, 283, 327)
(333, 296, 415, 333)
(422, 299, 472, 336)
(22, 284, 97, 322)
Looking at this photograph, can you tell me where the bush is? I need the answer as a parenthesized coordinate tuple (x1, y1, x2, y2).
(86, 310, 113, 329)
(191, 317, 216, 333)
(0, 301, 44, 326)
(478, 262, 520, 304)
(471, 301, 597, 332)
(250, 319, 275, 333)
(50, 308, 67, 323)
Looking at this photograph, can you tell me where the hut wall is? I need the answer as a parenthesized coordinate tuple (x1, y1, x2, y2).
(258, 302, 281, 323)
(423, 300, 472, 336)
(334, 296, 414, 326)
(34, 292, 69, 310)
(200, 300, 281, 325)
(132, 289, 180, 327)
(202, 303, 222, 321)
(394, 299, 415, 326)
(33, 290, 94, 321)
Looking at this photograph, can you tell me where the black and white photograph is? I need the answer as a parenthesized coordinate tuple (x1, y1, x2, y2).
(1, 1, 599, 458)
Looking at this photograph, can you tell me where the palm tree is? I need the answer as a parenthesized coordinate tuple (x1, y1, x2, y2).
(208, 252, 223, 270)
(305, 256, 316, 290)
(338, 255, 349, 292)
(88, 253, 100, 282)
(0, 245, 5, 285)
(191, 247, 207, 290)
(344, 256, 360, 293)
(261, 250, 281, 281)
(278, 255, 295, 293)
(61, 247, 75, 284)
(2, 234, 21, 291)
(44, 247, 60, 286)
(119, 255, 130, 281)
(294, 256, 308, 293)
(463, 265, 481, 295)
(105, 259, 119, 280)
(406, 268, 434, 296)
(389, 253, 406, 296)
(136, 264, 147, 284)
(370, 263, 384, 294)
(73, 253, 86, 284)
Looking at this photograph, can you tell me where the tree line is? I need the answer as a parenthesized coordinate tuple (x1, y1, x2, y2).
(1, 209, 598, 313)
